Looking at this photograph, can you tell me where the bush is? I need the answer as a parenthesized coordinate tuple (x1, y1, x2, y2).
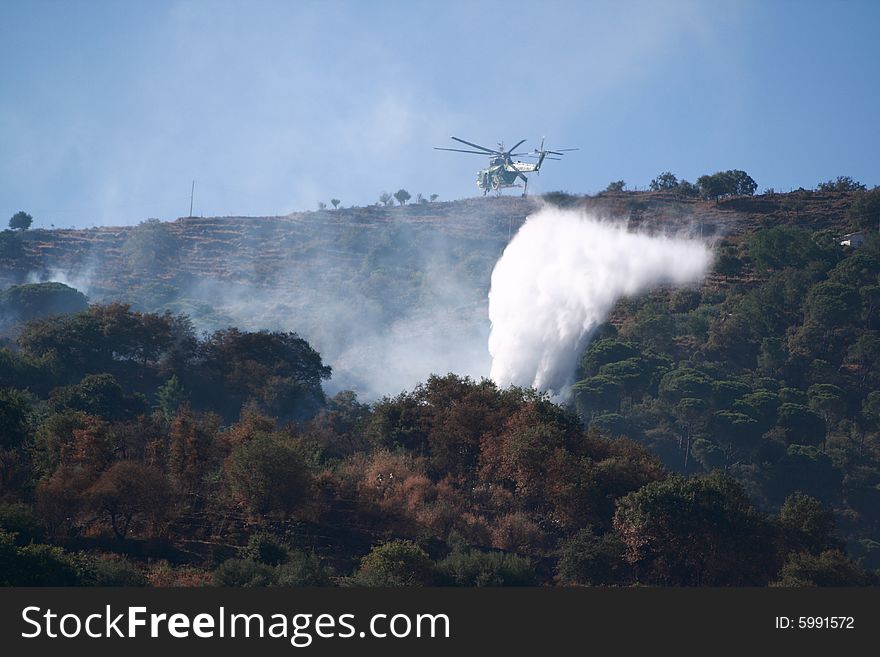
(275, 551, 331, 586)
(773, 550, 874, 586)
(556, 527, 627, 585)
(213, 558, 277, 587)
(438, 549, 535, 586)
(226, 434, 313, 516)
(817, 176, 865, 193)
(348, 540, 437, 587)
(80, 554, 146, 586)
(243, 532, 289, 566)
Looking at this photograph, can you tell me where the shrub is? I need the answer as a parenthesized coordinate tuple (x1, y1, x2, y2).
(348, 540, 437, 587)
(438, 549, 535, 586)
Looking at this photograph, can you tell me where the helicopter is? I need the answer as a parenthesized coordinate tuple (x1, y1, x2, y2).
(435, 136, 577, 196)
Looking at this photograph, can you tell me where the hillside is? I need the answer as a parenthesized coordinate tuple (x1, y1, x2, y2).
(2, 187, 880, 587)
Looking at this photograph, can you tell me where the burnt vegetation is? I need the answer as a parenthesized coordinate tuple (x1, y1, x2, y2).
(2, 181, 880, 587)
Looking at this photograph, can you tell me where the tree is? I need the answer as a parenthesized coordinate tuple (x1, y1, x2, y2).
(697, 170, 757, 199)
(87, 461, 173, 539)
(605, 180, 626, 192)
(393, 189, 411, 206)
(349, 540, 437, 587)
(429, 194, 439, 202)
(317, 202, 327, 210)
(330, 198, 340, 210)
(767, 445, 841, 504)
(122, 219, 180, 273)
(774, 550, 874, 586)
(168, 406, 221, 496)
(225, 433, 312, 516)
(776, 403, 826, 446)
(556, 526, 627, 585)
(579, 338, 638, 376)
(49, 373, 146, 422)
(0, 282, 88, 325)
(817, 176, 866, 193)
(747, 226, 826, 272)
(8, 211, 33, 231)
(848, 188, 880, 230)
(0, 388, 32, 450)
(156, 375, 186, 422)
(379, 192, 394, 207)
(779, 492, 839, 555)
(807, 384, 847, 439)
(613, 472, 778, 585)
(676, 180, 700, 197)
(193, 328, 330, 422)
(649, 172, 678, 192)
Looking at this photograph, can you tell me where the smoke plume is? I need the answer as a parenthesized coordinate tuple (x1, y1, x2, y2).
(488, 206, 713, 395)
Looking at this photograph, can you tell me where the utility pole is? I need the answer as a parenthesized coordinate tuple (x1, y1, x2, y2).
(189, 180, 195, 218)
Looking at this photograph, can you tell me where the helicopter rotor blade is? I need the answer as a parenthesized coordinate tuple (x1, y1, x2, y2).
(449, 136, 499, 153)
(434, 147, 494, 155)
(507, 139, 527, 154)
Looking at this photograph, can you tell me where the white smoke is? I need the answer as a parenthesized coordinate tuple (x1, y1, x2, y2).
(488, 207, 713, 395)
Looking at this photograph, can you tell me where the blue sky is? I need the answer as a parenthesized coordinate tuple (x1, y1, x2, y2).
(1, 0, 878, 228)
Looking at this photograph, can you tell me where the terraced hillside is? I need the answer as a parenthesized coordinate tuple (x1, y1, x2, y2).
(0, 190, 866, 398)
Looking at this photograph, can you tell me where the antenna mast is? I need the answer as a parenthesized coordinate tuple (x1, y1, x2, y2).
(189, 180, 195, 218)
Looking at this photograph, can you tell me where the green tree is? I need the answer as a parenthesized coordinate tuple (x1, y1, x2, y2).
(613, 472, 778, 585)
(122, 219, 180, 273)
(776, 403, 826, 446)
(0, 282, 88, 325)
(571, 375, 623, 418)
(429, 193, 439, 202)
(8, 211, 33, 231)
(712, 410, 760, 462)
(817, 176, 865, 193)
(50, 373, 146, 422)
(848, 187, 880, 230)
(0, 388, 32, 450)
(747, 226, 826, 272)
(649, 172, 678, 191)
(379, 192, 393, 207)
(393, 189, 411, 206)
(330, 198, 341, 209)
(774, 550, 874, 586)
(807, 384, 847, 440)
(605, 180, 625, 192)
(697, 170, 757, 199)
(225, 433, 312, 516)
(556, 526, 627, 585)
(778, 492, 839, 555)
(349, 540, 437, 587)
(156, 375, 186, 422)
(672, 397, 710, 472)
(767, 445, 841, 504)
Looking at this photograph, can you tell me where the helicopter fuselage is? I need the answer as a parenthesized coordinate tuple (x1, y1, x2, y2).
(477, 159, 541, 192)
